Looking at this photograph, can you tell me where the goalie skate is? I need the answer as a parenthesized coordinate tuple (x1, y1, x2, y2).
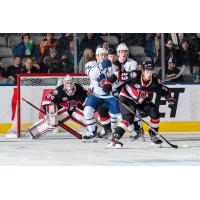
(5, 130, 17, 138)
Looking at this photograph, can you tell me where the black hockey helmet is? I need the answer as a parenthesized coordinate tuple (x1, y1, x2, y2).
(107, 48, 116, 55)
(142, 61, 154, 70)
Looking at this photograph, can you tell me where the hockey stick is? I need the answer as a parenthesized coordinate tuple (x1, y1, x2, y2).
(113, 96, 178, 148)
(22, 97, 82, 139)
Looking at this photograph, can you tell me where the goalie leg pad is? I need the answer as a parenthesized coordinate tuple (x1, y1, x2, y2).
(71, 108, 86, 127)
(58, 108, 70, 122)
(46, 104, 58, 127)
(29, 118, 55, 139)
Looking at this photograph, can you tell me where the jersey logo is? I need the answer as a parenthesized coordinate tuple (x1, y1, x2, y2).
(121, 72, 129, 81)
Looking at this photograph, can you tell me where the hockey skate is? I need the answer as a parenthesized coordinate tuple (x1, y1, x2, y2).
(82, 131, 98, 143)
(97, 128, 112, 140)
(130, 127, 145, 142)
(106, 134, 123, 149)
(148, 129, 162, 148)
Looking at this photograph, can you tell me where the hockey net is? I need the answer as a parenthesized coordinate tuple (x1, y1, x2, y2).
(13, 73, 90, 138)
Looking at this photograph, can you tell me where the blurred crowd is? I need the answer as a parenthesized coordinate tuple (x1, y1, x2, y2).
(0, 33, 200, 85)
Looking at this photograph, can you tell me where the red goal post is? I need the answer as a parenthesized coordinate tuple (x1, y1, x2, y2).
(16, 73, 90, 138)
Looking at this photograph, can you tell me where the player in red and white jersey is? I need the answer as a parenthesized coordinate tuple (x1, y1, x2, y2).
(116, 43, 144, 141)
(107, 61, 176, 148)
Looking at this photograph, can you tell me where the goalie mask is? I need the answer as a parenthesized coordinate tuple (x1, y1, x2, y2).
(63, 75, 76, 95)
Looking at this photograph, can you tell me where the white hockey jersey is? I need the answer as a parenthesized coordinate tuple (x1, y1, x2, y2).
(120, 58, 137, 72)
(85, 60, 117, 98)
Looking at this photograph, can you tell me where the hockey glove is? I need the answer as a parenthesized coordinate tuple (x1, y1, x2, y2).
(102, 59, 112, 69)
(102, 80, 112, 94)
(166, 96, 176, 108)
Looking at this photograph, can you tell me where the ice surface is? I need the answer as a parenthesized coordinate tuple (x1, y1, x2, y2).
(0, 133, 200, 165)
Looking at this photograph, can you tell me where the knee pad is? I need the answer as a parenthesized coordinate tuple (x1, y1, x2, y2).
(58, 108, 70, 122)
(83, 106, 95, 119)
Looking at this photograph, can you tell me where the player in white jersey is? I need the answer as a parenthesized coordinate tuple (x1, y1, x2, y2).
(83, 48, 121, 142)
(116, 43, 144, 141)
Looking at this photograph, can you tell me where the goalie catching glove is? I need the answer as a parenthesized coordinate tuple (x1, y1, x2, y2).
(102, 80, 112, 94)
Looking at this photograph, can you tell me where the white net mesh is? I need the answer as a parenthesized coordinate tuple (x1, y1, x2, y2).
(17, 74, 90, 137)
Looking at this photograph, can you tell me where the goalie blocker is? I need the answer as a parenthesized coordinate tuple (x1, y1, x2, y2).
(28, 75, 87, 139)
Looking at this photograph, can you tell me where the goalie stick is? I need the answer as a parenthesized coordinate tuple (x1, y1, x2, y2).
(22, 97, 82, 139)
(113, 96, 178, 149)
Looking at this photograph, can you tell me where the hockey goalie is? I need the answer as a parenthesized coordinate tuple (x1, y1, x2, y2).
(28, 75, 87, 139)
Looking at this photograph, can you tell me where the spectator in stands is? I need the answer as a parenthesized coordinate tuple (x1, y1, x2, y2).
(144, 33, 161, 64)
(176, 37, 198, 79)
(188, 33, 200, 64)
(170, 33, 186, 48)
(156, 39, 177, 67)
(0, 66, 7, 84)
(188, 33, 200, 82)
(39, 33, 57, 57)
(157, 58, 184, 83)
(101, 41, 109, 50)
(79, 33, 103, 56)
(62, 39, 81, 72)
(43, 48, 61, 73)
(121, 33, 146, 47)
(13, 33, 40, 60)
(78, 48, 95, 73)
(60, 54, 73, 73)
(5, 56, 22, 84)
(21, 57, 40, 74)
(56, 33, 73, 55)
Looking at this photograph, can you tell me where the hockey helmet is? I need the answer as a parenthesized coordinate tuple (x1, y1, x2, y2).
(63, 75, 75, 91)
(117, 43, 129, 53)
(107, 48, 116, 55)
(96, 48, 107, 55)
(142, 61, 154, 70)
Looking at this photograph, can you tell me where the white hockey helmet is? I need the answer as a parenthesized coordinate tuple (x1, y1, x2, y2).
(117, 43, 129, 54)
(95, 48, 107, 56)
(63, 75, 75, 91)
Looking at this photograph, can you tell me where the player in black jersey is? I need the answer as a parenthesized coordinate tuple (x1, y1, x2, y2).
(107, 61, 176, 148)
(28, 75, 88, 138)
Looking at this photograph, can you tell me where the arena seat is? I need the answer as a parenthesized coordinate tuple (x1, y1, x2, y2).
(0, 37, 7, 47)
(0, 47, 13, 57)
(101, 36, 119, 46)
(1, 57, 14, 68)
(128, 46, 146, 57)
(8, 36, 21, 48)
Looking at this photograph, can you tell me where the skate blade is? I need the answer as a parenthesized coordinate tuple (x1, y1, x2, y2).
(82, 138, 98, 143)
(151, 142, 162, 148)
(106, 143, 123, 149)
